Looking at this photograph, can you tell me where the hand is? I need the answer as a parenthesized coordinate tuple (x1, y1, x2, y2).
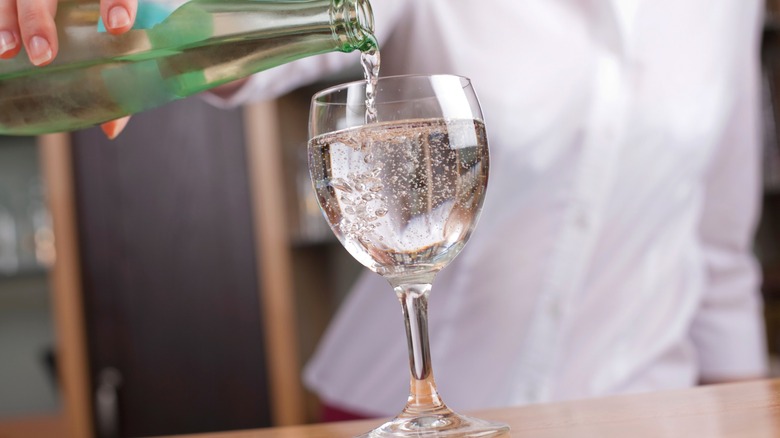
(0, 0, 138, 66)
(209, 78, 250, 100)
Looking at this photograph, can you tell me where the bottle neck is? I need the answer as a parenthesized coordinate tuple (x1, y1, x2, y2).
(333, 0, 376, 52)
(195, 0, 375, 53)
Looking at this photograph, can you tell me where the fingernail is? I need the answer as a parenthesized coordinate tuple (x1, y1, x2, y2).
(29, 36, 52, 66)
(101, 116, 131, 140)
(0, 31, 17, 55)
(108, 6, 131, 29)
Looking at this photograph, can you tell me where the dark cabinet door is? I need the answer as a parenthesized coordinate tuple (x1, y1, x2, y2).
(70, 98, 272, 437)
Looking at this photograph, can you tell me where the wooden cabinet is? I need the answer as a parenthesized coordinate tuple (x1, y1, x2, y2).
(27, 96, 325, 438)
(0, 136, 71, 437)
(0, 77, 361, 438)
(70, 99, 276, 437)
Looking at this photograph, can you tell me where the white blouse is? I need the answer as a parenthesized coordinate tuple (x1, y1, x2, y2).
(212, 0, 768, 415)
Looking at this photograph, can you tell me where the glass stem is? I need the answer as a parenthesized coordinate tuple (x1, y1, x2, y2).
(393, 281, 450, 417)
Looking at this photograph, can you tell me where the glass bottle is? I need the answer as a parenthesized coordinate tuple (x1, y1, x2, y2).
(0, 0, 375, 135)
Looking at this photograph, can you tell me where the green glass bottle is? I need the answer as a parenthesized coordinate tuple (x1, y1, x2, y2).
(0, 0, 375, 135)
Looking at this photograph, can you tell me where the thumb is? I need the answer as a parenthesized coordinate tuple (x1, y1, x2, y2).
(101, 116, 131, 140)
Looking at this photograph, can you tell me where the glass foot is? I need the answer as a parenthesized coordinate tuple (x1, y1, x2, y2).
(357, 411, 510, 437)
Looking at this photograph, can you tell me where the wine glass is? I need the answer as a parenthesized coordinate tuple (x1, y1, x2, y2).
(308, 74, 509, 437)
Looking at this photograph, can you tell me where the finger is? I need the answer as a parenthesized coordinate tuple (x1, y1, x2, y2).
(0, 0, 21, 58)
(16, 0, 58, 66)
(101, 0, 137, 35)
(101, 116, 131, 140)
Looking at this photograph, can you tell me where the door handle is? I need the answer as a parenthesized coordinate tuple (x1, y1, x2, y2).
(95, 367, 123, 438)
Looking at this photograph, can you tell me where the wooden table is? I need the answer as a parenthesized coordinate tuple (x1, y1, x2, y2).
(157, 379, 780, 437)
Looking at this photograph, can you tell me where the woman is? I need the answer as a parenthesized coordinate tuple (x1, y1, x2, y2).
(4, 0, 768, 420)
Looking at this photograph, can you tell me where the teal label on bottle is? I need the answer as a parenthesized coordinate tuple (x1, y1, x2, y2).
(97, 0, 189, 31)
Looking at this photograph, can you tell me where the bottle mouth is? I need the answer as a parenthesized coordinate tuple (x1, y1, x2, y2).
(337, 0, 376, 50)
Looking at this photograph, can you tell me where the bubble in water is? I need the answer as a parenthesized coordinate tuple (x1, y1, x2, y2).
(331, 178, 353, 192)
(428, 131, 448, 146)
(311, 117, 488, 275)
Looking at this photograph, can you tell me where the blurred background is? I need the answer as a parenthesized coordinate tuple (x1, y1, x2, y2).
(0, 75, 365, 437)
(759, 0, 780, 376)
(4, 3, 780, 438)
